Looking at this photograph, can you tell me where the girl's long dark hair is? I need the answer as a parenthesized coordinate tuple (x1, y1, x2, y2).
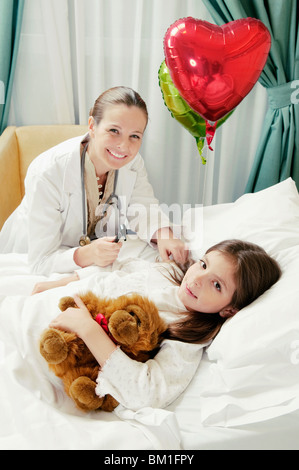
(163, 240, 282, 344)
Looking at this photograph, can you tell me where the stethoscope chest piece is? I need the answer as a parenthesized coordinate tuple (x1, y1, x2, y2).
(79, 235, 91, 246)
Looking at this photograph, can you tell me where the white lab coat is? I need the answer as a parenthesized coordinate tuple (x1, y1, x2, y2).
(0, 135, 172, 275)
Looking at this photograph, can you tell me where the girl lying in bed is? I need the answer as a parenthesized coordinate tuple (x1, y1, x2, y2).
(34, 239, 281, 411)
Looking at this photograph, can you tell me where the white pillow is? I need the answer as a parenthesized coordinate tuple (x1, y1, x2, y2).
(182, 178, 299, 427)
(183, 177, 299, 258)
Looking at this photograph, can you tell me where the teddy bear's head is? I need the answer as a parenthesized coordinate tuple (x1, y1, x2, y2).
(102, 293, 167, 360)
(57, 291, 167, 362)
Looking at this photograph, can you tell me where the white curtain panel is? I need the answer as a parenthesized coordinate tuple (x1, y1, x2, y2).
(8, 0, 268, 207)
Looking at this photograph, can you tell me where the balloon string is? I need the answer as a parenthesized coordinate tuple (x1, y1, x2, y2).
(195, 138, 209, 203)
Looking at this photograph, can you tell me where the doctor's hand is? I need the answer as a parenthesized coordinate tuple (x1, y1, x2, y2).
(153, 228, 189, 265)
(74, 237, 122, 268)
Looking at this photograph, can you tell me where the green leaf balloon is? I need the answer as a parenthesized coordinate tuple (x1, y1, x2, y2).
(158, 61, 233, 164)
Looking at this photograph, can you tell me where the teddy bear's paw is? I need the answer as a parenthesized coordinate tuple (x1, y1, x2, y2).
(39, 328, 68, 364)
(100, 394, 119, 412)
(108, 310, 139, 346)
(69, 376, 104, 412)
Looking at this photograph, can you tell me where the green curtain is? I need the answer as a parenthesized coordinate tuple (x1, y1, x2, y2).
(0, 0, 24, 134)
(202, 0, 299, 192)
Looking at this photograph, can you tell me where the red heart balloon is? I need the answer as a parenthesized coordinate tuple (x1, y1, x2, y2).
(164, 17, 271, 122)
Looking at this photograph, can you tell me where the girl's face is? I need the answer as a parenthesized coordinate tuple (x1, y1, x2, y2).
(88, 104, 147, 175)
(178, 250, 238, 317)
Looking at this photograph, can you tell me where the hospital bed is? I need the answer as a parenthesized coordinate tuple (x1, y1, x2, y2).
(0, 126, 298, 450)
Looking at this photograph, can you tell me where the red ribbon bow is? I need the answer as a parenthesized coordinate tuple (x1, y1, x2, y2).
(95, 313, 116, 344)
(95, 313, 109, 333)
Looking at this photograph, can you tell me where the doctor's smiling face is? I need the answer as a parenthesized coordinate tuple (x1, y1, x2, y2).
(88, 103, 147, 176)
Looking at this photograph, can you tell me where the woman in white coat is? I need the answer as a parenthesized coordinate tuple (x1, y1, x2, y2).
(0, 87, 187, 275)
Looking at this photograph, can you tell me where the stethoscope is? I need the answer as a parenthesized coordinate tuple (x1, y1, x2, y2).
(79, 144, 133, 246)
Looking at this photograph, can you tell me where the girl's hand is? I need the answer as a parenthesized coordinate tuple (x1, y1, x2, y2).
(158, 237, 189, 264)
(31, 273, 79, 295)
(153, 228, 189, 264)
(32, 280, 63, 295)
(49, 295, 94, 337)
(74, 237, 122, 268)
(49, 295, 118, 366)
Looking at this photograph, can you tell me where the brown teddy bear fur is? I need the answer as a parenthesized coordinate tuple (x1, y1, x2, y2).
(39, 291, 167, 412)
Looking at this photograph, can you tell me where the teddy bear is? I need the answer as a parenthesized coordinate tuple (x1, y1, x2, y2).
(39, 291, 167, 412)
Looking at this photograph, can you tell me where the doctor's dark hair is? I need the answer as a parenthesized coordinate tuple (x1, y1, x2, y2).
(163, 239, 282, 344)
(89, 86, 148, 126)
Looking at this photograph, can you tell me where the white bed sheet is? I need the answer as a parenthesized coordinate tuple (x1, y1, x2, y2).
(1, 178, 299, 450)
(169, 354, 299, 450)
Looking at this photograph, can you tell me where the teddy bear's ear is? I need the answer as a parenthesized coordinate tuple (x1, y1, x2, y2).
(59, 296, 77, 311)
